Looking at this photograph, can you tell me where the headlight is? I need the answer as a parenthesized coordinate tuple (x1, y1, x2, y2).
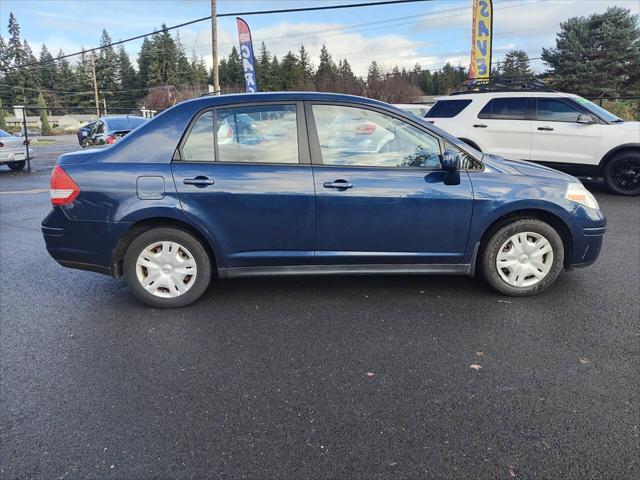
(565, 183, 599, 210)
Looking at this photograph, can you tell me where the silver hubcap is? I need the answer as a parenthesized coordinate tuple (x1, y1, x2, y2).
(136, 241, 197, 298)
(496, 232, 553, 288)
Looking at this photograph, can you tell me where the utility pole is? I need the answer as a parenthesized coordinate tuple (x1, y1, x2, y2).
(91, 55, 100, 117)
(103, 97, 107, 116)
(211, 0, 220, 94)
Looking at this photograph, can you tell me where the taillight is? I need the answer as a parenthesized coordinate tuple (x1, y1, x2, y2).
(105, 135, 116, 144)
(50, 165, 80, 206)
(356, 124, 377, 135)
(224, 126, 233, 138)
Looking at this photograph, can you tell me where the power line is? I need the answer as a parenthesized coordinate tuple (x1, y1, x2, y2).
(3, 0, 434, 71)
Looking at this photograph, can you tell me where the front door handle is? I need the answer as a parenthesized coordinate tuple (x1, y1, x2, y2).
(183, 176, 215, 187)
(323, 180, 353, 190)
(537, 126, 554, 131)
(473, 123, 487, 128)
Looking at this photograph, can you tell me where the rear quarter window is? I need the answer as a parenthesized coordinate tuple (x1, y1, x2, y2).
(425, 100, 472, 118)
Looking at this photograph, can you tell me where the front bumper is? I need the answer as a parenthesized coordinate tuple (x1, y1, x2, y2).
(566, 206, 607, 268)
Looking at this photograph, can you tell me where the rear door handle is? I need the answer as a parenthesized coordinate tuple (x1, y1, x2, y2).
(473, 123, 487, 128)
(323, 180, 353, 190)
(537, 126, 554, 131)
(183, 176, 215, 187)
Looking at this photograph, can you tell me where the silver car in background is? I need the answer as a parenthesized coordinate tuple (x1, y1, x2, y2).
(0, 129, 29, 171)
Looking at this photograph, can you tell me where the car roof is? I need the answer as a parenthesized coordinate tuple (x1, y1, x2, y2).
(435, 91, 580, 101)
(181, 91, 396, 110)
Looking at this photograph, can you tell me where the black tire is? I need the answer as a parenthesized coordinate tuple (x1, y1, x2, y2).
(603, 151, 640, 196)
(123, 227, 212, 308)
(481, 219, 564, 296)
(7, 160, 26, 171)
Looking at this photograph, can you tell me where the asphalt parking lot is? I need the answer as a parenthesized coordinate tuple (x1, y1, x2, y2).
(0, 169, 638, 479)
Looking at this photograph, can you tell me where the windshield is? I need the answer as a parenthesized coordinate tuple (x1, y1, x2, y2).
(574, 97, 623, 123)
(0, 129, 12, 138)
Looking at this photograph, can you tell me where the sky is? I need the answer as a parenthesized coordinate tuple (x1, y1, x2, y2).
(1, 0, 639, 76)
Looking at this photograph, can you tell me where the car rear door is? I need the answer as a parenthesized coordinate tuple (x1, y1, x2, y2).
(171, 102, 316, 268)
(307, 102, 474, 266)
(530, 97, 601, 167)
(473, 97, 532, 160)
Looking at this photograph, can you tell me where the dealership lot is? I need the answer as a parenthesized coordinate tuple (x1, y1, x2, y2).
(0, 170, 638, 478)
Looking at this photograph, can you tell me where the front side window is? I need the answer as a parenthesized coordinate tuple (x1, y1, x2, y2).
(312, 104, 442, 168)
(425, 99, 472, 118)
(216, 105, 298, 164)
(182, 111, 214, 161)
(536, 99, 583, 123)
(478, 98, 530, 120)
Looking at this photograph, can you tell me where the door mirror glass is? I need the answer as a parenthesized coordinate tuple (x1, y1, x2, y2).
(577, 113, 595, 124)
(441, 150, 460, 172)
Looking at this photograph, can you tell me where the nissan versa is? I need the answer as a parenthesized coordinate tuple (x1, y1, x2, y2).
(42, 92, 606, 308)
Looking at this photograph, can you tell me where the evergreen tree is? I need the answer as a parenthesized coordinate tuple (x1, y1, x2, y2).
(7, 13, 23, 65)
(37, 92, 51, 135)
(147, 26, 179, 87)
(542, 7, 640, 95)
(498, 50, 532, 79)
(96, 29, 118, 95)
(0, 98, 6, 130)
(279, 51, 301, 90)
(137, 36, 153, 89)
(115, 45, 138, 106)
(256, 42, 272, 91)
(316, 45, 337, 90)
(298, 45, 314, 90)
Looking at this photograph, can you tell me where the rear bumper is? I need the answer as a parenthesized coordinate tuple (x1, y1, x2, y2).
(42, 207, 128, 276)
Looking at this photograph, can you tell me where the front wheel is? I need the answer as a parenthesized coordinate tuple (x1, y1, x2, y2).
(481, 219, 564, 296)
(7, 160, 26, 171)
(603, 152, 640, 196)
(123, 227, 212, 308)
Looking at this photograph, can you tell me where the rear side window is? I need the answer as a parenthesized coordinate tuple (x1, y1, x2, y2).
(425, 100, 472, 118)
(182, 111, 214, 162)
(216, 105, 299, 164)
(478, 98, 530, 120)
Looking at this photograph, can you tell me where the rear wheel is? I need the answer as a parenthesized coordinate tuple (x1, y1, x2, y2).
(481, 219, 564, 296)
(123, 227, 211, 308)
(603, 152, 640, 196)
(7, 160, 26, 171)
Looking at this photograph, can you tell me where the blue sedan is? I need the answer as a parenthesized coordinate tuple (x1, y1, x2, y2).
(42, 92, 606, 307)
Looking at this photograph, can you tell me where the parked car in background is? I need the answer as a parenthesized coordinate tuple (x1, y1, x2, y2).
(0, 128, 30, 171)
(425, 88, 640, 195)
(76, 121, 96, 147)
(42, 92, 606, 308)
(393, 103, 431, 117)
(84, 116, 147, 147)
(19, 127, 41, 137)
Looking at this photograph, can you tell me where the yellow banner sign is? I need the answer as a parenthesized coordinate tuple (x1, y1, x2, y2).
(468, 0, 493, 81)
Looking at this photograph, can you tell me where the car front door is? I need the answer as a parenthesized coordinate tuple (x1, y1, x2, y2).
(308, 103, 474, 266)
(530, 97, 601, 167)
(473, 97, 532, 160)
(172, 102, 316, 269)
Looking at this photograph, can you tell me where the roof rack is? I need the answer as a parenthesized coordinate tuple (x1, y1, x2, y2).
(451, 77, 556, 95)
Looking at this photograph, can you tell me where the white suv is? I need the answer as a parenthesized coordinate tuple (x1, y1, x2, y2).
(425, 91, 640, 195)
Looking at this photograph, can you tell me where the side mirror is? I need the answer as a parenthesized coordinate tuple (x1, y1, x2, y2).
(441, 150, 460, 173)
(441, 150, 461, 185)
(577, 113, 595, 124)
